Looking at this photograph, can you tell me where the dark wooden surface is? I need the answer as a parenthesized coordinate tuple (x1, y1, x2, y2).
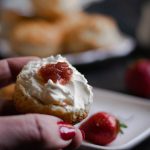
(76, 46, 150, 150)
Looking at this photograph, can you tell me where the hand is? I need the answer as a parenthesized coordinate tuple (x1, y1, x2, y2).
(0, 57, 83, 150)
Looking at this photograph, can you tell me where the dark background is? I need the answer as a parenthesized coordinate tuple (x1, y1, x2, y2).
(85, 0, 147, 37)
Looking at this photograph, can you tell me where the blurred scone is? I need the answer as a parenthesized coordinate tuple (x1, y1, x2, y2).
(63, 14, 124, 53)
(14, 55, 93, 123)
(32, 0, 81, 21)
(11, 20, 63, 57)
(0, 10, 23, 38)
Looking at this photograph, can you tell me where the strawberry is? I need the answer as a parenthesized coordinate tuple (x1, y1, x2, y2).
(125, 59, 150, 97)
(80, 112, 127, 145)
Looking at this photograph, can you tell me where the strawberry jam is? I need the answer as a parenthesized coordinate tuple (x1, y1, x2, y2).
(39, 62, 73, 85)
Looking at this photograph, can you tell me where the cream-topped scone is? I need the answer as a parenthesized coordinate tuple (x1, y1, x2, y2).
(14, 55, 93, 123)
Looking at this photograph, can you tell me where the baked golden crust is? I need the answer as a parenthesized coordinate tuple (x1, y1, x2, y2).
(32, 0, 81, 21)
(1, 10, 25, 38)
(12, 20, 60, 44)
(11, 20, 64, 57)
(0, 84, 15, 100)
(63, 13, 122, 53)
(13, 83, 88, 124)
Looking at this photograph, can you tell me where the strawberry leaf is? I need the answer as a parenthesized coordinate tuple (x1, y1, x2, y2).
(119, 122, 128, 134)
(120, 123, 128, 128)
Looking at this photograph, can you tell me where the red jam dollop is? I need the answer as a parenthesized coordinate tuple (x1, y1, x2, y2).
(39, 62, 73, 85)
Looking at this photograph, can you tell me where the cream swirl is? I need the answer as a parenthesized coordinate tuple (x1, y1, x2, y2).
(17, 55, 93, 112)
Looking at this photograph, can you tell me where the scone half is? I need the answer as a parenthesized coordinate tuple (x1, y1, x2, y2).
(14, 55, 93, 124)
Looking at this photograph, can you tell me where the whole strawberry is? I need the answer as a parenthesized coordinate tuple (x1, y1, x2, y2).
(80, 112, 127, 145)
(125, 59, 150, 97)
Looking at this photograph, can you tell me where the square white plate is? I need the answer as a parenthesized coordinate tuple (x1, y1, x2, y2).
(78, 88, 150, 150)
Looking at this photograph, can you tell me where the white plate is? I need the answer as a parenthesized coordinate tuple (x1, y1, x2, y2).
(78, 88, 150, 150)
(65, 36, 135, 65)
(0, 36, 135, 65)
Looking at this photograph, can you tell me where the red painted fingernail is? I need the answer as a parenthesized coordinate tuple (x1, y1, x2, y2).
(58, 122, 76, 141)
(80, 129, 85, 140)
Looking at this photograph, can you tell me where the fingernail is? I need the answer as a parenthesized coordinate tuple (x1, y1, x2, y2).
(58, 122, 76, 141)
(80, 129, 85, 140)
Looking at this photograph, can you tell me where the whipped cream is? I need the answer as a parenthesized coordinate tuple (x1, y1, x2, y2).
(17, 55, 93, 112)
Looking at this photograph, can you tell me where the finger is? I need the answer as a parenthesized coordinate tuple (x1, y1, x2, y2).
(0, 114, 81, 150)
(64, 128, 83, 150)
(0, 57, 39, 88)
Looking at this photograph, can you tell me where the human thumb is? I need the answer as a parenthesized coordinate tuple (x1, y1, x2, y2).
(0, 114, 82, 150)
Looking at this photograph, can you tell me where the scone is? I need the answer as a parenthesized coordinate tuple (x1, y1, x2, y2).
(63, 14, 124, 53)
(0, 10, 23, 38)
(32, 0, 81, 21)
(11, 20, 63, 57)
(14, 55, 93, 124)
(0, 84, 15, 100)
